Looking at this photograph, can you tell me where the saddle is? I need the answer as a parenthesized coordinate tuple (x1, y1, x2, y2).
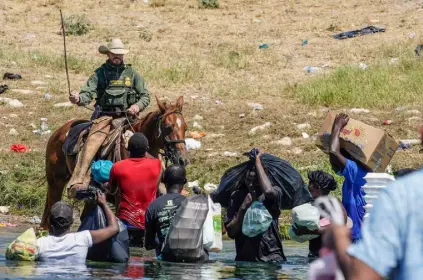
(63, 118, 133, 163)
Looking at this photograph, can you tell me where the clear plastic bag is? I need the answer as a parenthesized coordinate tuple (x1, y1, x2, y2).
(242, 201, 273, 237)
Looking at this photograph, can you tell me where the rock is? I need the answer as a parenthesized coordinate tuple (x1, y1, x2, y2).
(239, 113, 246, 118)
(296, 123, 311, 130)
(206, 133, 225, 138)
(302, 132, 310, 139)
(223, 151, 238, 157)
(9, 114, 18, 118)
(29, 123, 37, 129)
(187, 180, 199, 189)
(192, 114, 203, 121)
(292, 147, 303, 155)
(11, 89, 34, 95)
(272, 137, 293, 146)
(31, 80, 47, 85)
(53, 102, 73, 108)
(0, 97, 12, 103)
(406, 109, 421, 115)
(349, 108, 370, 114)
(8, 128, 19, 136)
(204, 183, 218, 193)
(193, 121, 203, 129)
(0, 206, 10, 214)
(24, 33, 36, 39)
(249, 122, 271, 135)
(44, 75, 53, 79)
(28, 216, 41, 224)
(399, 139, 420, 145)
(8, 99, 24, 108)
(247, 102, 264, 110)
(319, 108, 329, 113)
(207, 152, 219, 157)
(215, 100, 222, 105)
(390, 58, 399, 64)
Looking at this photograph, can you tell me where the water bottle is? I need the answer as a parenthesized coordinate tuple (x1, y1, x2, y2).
(304, 66, 321, 73)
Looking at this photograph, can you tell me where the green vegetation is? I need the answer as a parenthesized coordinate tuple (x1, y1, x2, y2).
(200, 0, 219, 9)
(63, 14, 91, 36)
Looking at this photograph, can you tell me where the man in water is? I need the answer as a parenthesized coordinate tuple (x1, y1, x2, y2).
(329, 113, 368, 242)
(37, 192, 118, 262)
(108, 133, 162, 247)
(224, 150, 286, 262)
(144, 165, 187, 257)
(67, 38, 150, 195)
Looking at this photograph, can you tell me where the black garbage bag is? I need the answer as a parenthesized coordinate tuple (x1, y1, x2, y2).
(78, 205, 129, 263)
(211, 149, 312, 209)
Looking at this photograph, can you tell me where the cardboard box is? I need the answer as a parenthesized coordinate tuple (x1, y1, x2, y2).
(316, 111, 399, 172)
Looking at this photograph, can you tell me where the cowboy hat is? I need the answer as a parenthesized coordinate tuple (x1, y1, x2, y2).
(98, 38, 129, 55)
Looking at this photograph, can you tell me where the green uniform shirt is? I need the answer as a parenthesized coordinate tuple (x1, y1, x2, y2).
(79, 60, 149, 111)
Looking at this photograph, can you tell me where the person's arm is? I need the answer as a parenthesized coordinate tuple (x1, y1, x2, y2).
(329, 113, 349, 173)
(255, 151, 277, 200)
(78, 73, 98, 106)
(144, 207, 157, 251)
(133, 71, 150, 112)
(225, 193, 252, 239)
(89, 191, 119, 244)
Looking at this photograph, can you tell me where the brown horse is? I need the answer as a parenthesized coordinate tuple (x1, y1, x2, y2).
(41, 96, 188, 228)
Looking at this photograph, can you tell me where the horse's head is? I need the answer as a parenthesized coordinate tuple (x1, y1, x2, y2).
(156, 96, 189, 166)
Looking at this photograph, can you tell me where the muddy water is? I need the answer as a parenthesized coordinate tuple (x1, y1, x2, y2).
(0, 226, 310, 279)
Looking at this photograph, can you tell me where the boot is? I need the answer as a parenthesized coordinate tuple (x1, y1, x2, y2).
(67, 116, 112, 198)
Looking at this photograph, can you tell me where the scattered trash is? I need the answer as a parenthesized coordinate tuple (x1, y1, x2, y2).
(332, 25, 386, 40)
(192, 114, 203, 121)
(248, 122, 271, 135)
(185, 138, 201, 150)
(390, 58, 399, 64)
(259, 44, 269, 49)
(304, 66, 321, 73)
(349, 108, 370, 114)
(0, 206, 10, 214)
(409, 32, 416, 39)
(406, 109, 421, 115)
(43, 93, 52, 100)
(8, 128, 19, 136)
(296, 123, 311, 130)
(27, 216, 41, 224)
(359, 63, 368, 70)
(33, 118, 51, 135)
(247, 102, 264, 110)
(24, 33, 36, 39)
(189, 131, 206, 139)
(3, 73, 22, 80)
(187, 180, 200, 189)
(11, 89, 33, 95)
(383, 120, 393, 125)
(204, 183, 218, 193)
(0, 222, 18, 227)
(193, 121, 203, 129)
(307, 111, 317, 117)
(0, 85, 8, 94)
(415, 45, 423, 56)
(223, 151, 238, 157)
(206, 133, 225, 138)
(301, 39, 308, 46)
(272, 137, 293, 146)
(253, 18, 262, 23)
(302, 132, 310, 139)
(29, 123, 37, 129)
(239, 113, 245, 118)
(398, 142, 412, 150)
(10, 144, 30, 153)
(53, 101, 73, 108)
(292, 147, 303, 155)
(31, 80, 46, 85)
(399, 139, 420, 146)
(215, 100, 222, 105)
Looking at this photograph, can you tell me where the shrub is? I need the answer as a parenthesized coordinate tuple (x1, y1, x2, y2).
(200, 0, 219, 9)
(64, 14, 91, 36)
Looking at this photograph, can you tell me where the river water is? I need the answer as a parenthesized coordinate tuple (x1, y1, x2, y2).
(0, 226, 310, 279)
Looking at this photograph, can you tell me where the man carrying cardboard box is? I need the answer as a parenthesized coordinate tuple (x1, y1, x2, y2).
(329, 113, 369, 243)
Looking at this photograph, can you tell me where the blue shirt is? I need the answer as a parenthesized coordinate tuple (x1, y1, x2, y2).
(348, 170, 423, 279)
(341, 160, 367, 240)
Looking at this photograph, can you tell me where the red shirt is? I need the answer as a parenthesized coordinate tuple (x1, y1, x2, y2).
(109, 158, 162, 230)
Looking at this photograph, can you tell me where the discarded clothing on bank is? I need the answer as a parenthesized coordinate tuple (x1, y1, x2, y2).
(3, 73, 22, 80)
(10, 144, 30, 153)
(211, 148, 312, 209)
(78, 205, 129, 263)
(332, 26, 385, 40)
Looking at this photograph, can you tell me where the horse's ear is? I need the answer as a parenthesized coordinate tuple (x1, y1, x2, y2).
(156, 96, 166, 113)
(176, 96, 184, 111)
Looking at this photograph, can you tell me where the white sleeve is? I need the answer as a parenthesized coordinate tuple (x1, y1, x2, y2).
(77, 230, 93, 248)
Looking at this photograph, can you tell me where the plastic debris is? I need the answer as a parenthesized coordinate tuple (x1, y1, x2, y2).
(0, 85, 8, 94)
(349, 108, 370, 114)
(239, 113, 245, 118)
(390, 58, 399, 64)
(33, 118, 51, 135)
(249, 122, 271, 135)
(215, 100, 222, 105)
(44, 93, 52, 100)
(10, 144, 30, 153)
(0, 206, 10, 214)
(304, 66, 321, 73)
(301, 39, 308, 46)
(332, 26, 385, 40)
(399, 139, 420, 146)
(27, 216, 41, 224)
(247, 102, 264, 110)
(0, 222, 18, 227)
(302, 132, 310, 139)
(398, 142, 412, 150)
(359, 63, 368, 70)
(272, 137, 293, 146)
(3, 73, 22, 80)
(223, 151, 238, 157)
(188, 131, 206, 139)
(8, 128, 19, 136)
(53, 101, 73, 108)
(185, 138, 201, 150)
(296, 123, 311, 130)
(383, 120, 393, 125)
(409, 32, 416, 39)
(204, 183, 218, 193)
(253, 18, 262, 23)
(259, 44, 269, 49)
(187, 180, 200, 189)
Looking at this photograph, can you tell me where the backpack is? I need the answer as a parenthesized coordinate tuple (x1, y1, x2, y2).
(162, 194, 209, 262)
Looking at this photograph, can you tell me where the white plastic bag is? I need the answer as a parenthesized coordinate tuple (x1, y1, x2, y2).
(288, 203, 320, 242)
(203, 196, 223, 252)
(202, 198, 215, 250)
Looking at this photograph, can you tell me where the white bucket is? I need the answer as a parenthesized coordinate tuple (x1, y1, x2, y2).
(363, 173, 395, 217)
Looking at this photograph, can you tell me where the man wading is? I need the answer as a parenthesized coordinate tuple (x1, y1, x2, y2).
(67, 38, 149, 194)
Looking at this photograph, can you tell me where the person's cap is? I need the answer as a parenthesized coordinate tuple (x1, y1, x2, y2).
(51, 201, 73, 222)
(98, 38, 129, 55)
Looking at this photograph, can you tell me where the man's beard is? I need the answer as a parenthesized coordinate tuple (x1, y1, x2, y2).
(112, 58, 122, 64)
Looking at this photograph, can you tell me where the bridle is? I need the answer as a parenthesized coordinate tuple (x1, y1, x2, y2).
(156, 110, 186, 166)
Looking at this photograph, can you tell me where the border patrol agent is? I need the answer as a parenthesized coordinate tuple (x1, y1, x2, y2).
(67, 38, 150, 193)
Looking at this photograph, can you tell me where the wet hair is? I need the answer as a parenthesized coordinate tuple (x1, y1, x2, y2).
(163, 164, 187, 187)
(308, 170, 337, 194)
(128, 133, 149, 157)
(393, 168, 416, 178)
